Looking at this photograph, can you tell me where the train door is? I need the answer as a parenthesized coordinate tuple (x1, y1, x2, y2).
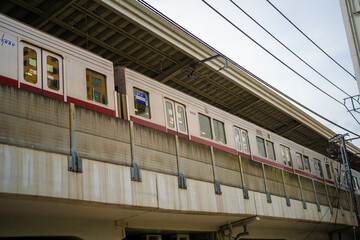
(19, 41, 64, 100)
(164, 99, 187, 135)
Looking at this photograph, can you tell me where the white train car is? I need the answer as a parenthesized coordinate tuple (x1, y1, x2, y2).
(115, 66, 359, 189)
(0, 13, 116, 116)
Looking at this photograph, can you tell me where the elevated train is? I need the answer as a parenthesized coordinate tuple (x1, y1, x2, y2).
(0, 13, 359, 195)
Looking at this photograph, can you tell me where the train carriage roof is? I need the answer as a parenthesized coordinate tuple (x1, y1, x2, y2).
(2, 0, 360, 169)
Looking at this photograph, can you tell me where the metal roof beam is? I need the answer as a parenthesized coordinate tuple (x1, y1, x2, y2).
(35, 0, 78, 29)
(229, 99, 261, 114)
(156, 58, 193, 83)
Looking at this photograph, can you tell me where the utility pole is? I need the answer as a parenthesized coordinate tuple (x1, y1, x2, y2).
(329, 134, 360, 229)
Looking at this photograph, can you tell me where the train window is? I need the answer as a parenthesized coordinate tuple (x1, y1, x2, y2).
(303, 156, 311, 172)
(177, 105, 187, 132)
(199, 113, 212, 139)
(341, 171, 348, 186)
(23, 47, 38, 83)
(134, 88, 150, 118)
(280, 145, 292, 167)
(46, 56, 59, 90)
(256, 137, 267, 158)
(353, 176, 359, 190)
(296, 153, 304, 170)
(266, 140, 276, 160)
(314, 159, 323, 178)
(234, 127, 250, 154)
(325, 163, 332, 179)
(86, 69, 107, 104)
(213, 119, 226, 144)
(334, 167, 340, 183)
(242, 131, 250, 154)
(165, 101, 175, 128)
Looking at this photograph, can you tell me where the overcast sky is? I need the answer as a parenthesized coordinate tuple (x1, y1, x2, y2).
(144, 0, 360, 146)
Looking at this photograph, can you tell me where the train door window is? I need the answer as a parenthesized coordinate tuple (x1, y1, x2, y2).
(341, 171, 348, 186)
(42, 50, 63, 97)
(280, 145, 292, 167)
(176, 103, 187, 133)
(266, 140, 276, 160)
(242, 130, 250, 154)
(20, 42, 42, 89)
(303, 156, 311, 172)
(353, 176, 359, 190)
(296, 153, 304, 170)
(133, 88, 150, 118)
(234, 127, 250, 154)
(23, 47, 38, 83)
(213, 119, 226, 144)
(86, 69, 107, 104)
(325, 163, 332, 179)
(165, 100, 175, 129)
(199, 113, 212, 139)
(334, 167, 340, 183)
(235, 128, 242, 151)
(314, 159, 323, 178)
(164, 99, 187, 134)
(256, 137, 267, 158)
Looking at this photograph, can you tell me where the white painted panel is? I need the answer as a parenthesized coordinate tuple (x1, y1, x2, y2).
(0, 30, 17, 81)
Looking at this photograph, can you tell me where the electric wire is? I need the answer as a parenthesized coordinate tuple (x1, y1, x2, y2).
(202, 0, 341, 104)
(202, 0, 360, 138)
(229, 0, 353, 98)
(266, 0, 356, 81)
(230, 0, 360, 125)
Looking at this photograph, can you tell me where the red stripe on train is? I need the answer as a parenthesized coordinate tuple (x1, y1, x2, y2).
(0, 75, 18, 87)
(67, 96, 116, 116)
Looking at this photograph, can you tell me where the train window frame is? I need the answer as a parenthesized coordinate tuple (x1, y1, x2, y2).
(314, 159, 323, 178)
(256, 136, 267, 158)
(303, 155, 311, 172)
(296, 153, 304, 170)
(334, 167, 340, 183)
(266, 140, 276, 161)
(234, 127, 250, 154)
(23, 46, 39, 84)
(198, 113, 213, 140)
(280, 145, 292, 167)
(133, 87, 151, 119)
(353, 176, 359, 190)
(325, 163, 332, 179)
(165, 100, 175, 129)
(46, 55, 60, 90)
(213, 119, 226, 144)
(341, 170, 348, 186)
(176, 104, 187, 133)
(86, 69, 108, 105)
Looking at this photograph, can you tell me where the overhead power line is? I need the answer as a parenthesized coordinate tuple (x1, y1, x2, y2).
(266, 0, 356, 81)
(229, 0, 353, 98)
(202, 0, 360, 137)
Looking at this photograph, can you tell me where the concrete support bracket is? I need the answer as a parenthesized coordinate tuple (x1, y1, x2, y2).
(214, 179, 222, 195)
(238, 155, 249, 199)
(68, 103, 82, 173)
(178, 170, 187, 189)
(261, 163, 271, 203)
(130, 121, 142, 182)
(242, 185, 249, 199)
(210, 146, 222, 195)
(175, 135, 187, 189)
(301, 198, 307, 209)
